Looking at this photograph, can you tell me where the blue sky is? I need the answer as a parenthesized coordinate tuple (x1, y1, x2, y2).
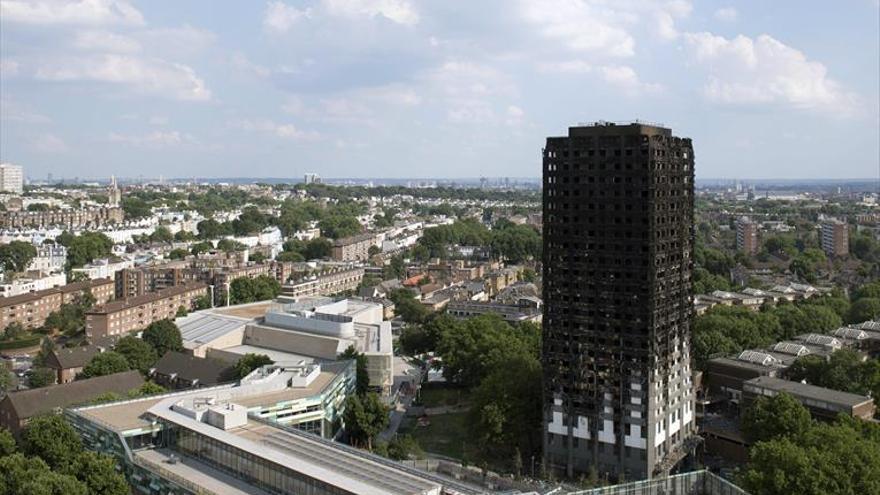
(1, 0, 878, 180)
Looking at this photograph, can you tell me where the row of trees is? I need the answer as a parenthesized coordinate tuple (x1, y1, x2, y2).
(195, 199, 365, 240)
(418, 218, 541, 263)
(739, 393, 880, 495)
(1, 416, 129, 495)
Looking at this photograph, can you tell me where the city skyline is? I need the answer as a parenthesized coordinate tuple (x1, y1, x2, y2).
(2, 0, 879, 180)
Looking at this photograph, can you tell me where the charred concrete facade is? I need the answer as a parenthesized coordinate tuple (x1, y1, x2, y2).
(542, 123, 696, 481)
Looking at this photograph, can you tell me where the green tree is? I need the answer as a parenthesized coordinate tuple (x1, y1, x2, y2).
(340, 345, 369, 395)
(277, 250, 305, 262)
(741, 392, 812, 443)
(27, 368, 56, 388)
(168, 248, 189, 260)
(437, 314, 539, 387)
(68, 451, 129, 495)
(216, 238, 246, 252)
(121, 197, 151, 219)
(849, 297, 880, 323)
(787, 349, 880, 400)
(853, 281, 880, 301)
(79, 351, 130, 379)
(468, 354, 542, 465)
(343, 392, 389, 451)
(234, 353, 274, 379)
(230, 275, 281, 304)
(190, 241, 214, 255)
(740, 416, 880, 495)
(125, 381, 167, 399)
(0, 241, 37, 273)
(194, 294, 212, 310)
(319, 215, 362, 239)
(0, 370, 12, 395)
(385, 435, 424, 461)
(196, 219, 231, 239)
(113, 336, 158, 374)
(150, 226, 174, 243)
(66, 232, 113, 268)
(142, 319, 183, 357)
(1, 322, 26, 340)
(0, 453, 88, 495)
(0, 428, 16, 456)
(388, 289, 429, 324)
(20, 415, 83, 470)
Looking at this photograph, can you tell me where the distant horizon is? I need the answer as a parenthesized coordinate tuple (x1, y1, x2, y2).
(21, 175, 880, 185)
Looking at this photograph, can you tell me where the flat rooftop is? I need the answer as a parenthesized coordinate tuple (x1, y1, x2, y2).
(744, 376, 873, 408)
(233, 371, 337, 408)
(77, 397, 166, 432)
(134, 448, 274, 495)
(217, 344, 318, 366)
(231, 421, 440, 495)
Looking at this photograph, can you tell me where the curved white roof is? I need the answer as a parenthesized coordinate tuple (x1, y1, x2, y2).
(737, 350, 777, 366)
(772, 342, 811, 356)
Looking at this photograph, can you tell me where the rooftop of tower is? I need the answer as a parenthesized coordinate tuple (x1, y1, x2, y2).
(567, 120, 673, 137)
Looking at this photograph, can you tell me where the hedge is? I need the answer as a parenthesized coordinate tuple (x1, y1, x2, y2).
(0, 335, 42, 350)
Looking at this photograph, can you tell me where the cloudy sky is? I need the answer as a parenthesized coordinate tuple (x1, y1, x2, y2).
(1, 0, 878, 180)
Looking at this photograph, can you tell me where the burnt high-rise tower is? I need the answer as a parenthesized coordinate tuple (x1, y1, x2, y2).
(541, 122, 696, 480)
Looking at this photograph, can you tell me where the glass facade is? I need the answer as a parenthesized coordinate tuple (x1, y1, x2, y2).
(169, 424, 355, 495)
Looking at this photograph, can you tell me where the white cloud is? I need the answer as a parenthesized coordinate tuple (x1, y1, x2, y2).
(30, 133, 70, 153)
(263, 1, 311, 33)
(0, 59, 20, 76)
(230, 51, 271, 78)
(0, 0, 144, 26)
(138, 25, 216, 56)
(0, 98, 52, 123)
(421, 60, 517, 124)
(538, 60, 593, 73)
(683, 32, 858, 113)
(323, 0, 419, 25)
(505, 105, 525, 126)
(74, 30, 141, 53)
(35, 54, 211, 101)
(234, 119, 320, 141)
(598, 65, 663, 93)
(519, 0, 635, 56)
(714, 7, 738, 22)
(109, 130, 193, 147)
(148, 116, 168, 126)
(358, 85, 421, 106)
(539, 60, 661, 94)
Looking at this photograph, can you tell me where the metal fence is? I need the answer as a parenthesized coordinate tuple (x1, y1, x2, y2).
(566, 470, 749, 495)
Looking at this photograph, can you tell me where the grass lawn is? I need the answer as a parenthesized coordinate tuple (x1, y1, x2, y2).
(417, 387, 471, 408)
(399, 412, 472, 460)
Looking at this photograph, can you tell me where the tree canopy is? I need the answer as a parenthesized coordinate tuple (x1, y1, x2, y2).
(141, 319, 183, 357)
(741, 392, 812, 443)
(234, 353, 274, 379)
(63, 232, 113, 268)
(229, 275, 281, 305)
(79, 351, 130, 379)
(0, 241, 37, 273)
(340, 345, 369, 395)
(343, 392, 389, 451)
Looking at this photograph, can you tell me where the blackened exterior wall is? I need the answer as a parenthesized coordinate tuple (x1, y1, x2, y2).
(542, 123, 696, 481)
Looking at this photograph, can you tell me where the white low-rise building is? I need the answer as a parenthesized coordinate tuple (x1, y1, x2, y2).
(0, 272, 67, 297)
